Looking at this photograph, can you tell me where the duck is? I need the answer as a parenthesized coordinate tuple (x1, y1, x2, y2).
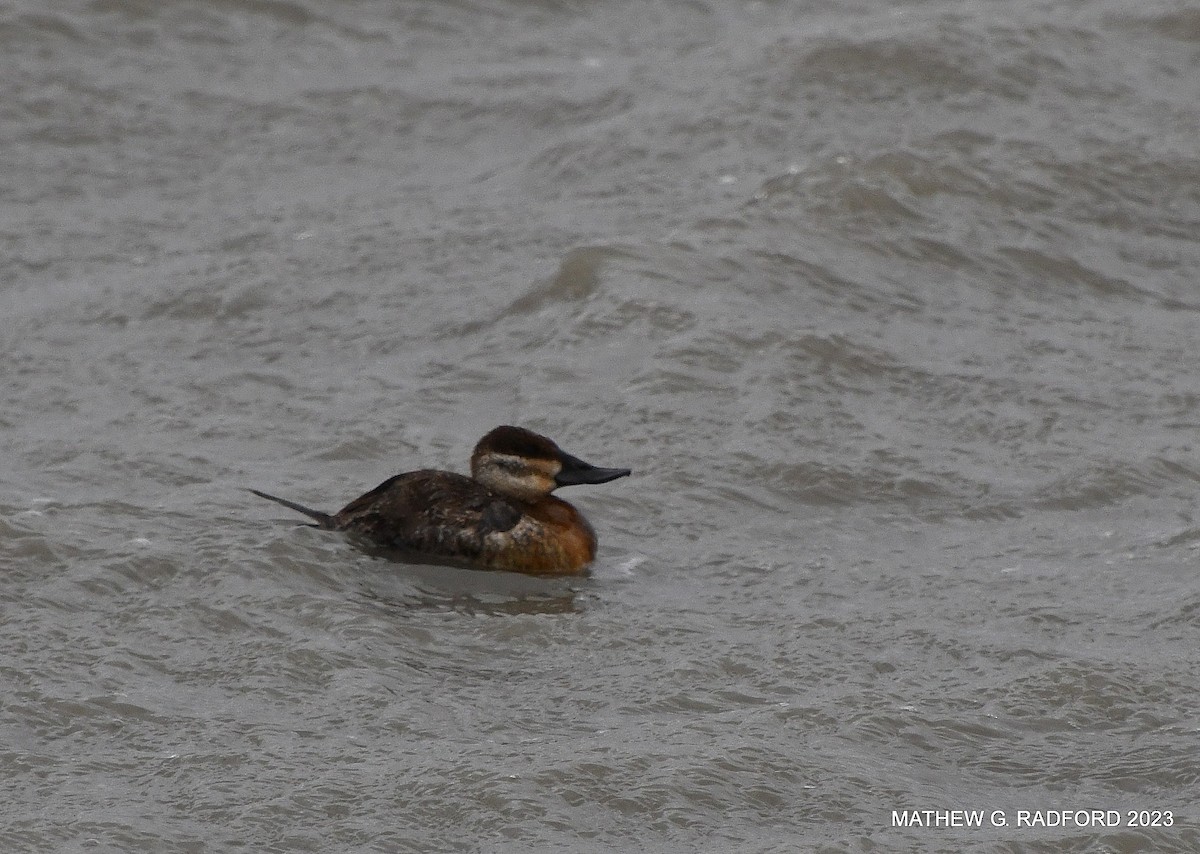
(249, 425, 631, 576)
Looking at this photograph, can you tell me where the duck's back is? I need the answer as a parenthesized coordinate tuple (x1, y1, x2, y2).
(332, 470, 519, 558)
(331, 470, 597, 574)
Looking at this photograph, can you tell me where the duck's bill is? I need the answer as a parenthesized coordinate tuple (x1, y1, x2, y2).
(555, 452, 632, 487)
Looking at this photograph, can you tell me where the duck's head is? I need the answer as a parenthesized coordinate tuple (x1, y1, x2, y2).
(470, 425, 631, 502)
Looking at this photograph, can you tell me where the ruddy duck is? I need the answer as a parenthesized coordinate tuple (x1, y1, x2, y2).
(250, 425, 630, 576)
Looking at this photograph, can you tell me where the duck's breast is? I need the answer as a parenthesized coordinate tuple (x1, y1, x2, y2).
(480, 497, 597, 575)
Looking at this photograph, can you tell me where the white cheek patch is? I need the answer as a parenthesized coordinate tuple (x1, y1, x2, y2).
(492, 453, 527, 473)
(493, 454, 559, 481)
(476, 453, 561, 499)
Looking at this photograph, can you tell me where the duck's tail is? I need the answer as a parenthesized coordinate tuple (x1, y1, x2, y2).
(248, 488, 336, 529)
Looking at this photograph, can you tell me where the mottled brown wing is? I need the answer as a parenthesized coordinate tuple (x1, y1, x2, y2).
(332, 470, 523, 558)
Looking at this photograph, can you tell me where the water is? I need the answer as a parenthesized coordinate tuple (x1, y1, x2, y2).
(3, 0, 1199, 851)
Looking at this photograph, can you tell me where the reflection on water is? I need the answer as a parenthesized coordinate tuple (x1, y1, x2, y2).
(354, 555, 587, 617)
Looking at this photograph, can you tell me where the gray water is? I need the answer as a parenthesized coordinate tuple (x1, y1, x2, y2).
(3, 1, 1199, 851)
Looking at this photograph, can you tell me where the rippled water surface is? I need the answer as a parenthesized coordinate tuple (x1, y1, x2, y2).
(3, 0, 1200, 851)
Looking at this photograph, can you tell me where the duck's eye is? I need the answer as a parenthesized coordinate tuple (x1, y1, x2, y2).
(496, 457, 525, 473)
